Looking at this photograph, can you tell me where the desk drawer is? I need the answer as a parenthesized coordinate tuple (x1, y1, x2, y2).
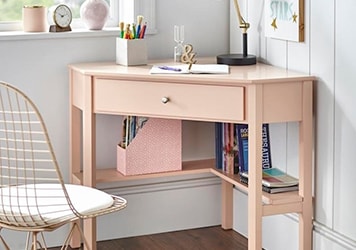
(94, 79, 245, 122)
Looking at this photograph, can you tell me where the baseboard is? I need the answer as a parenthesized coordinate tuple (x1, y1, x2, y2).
(313, 220, 356, 250)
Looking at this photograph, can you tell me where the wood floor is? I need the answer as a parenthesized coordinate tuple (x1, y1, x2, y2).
(49, 226, 248, 250)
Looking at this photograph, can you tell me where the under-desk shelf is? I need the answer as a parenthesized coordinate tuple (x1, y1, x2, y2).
(72, 158, 302, 212)
(72, 159, 214, 184)
(211, 168, 303, 209)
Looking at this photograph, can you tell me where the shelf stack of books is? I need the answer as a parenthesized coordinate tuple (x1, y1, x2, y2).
(215, 123, 298, 193)
(239, 168, 299, 194)
(215, 123, 272, 174)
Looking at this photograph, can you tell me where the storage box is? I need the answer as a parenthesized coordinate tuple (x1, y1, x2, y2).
(116, 38, 147, 66)
(117, 118, 182, 176)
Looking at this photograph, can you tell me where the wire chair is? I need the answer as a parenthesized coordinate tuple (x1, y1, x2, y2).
(0, 81, 127, 249)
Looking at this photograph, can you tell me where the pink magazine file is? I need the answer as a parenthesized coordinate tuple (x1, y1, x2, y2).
(117, 118, 182, 175)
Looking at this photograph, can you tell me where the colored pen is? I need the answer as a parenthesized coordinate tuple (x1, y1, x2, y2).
(136, 15, 143, 38)
(158, 66, 182, 72)
(125, 24, 131, 39)
(139, 22, 147, 39)
(119, 22, 124, 38)
(132, 23, 136, 39)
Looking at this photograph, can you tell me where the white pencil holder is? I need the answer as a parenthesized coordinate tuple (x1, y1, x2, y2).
(116, 38, 147, 66)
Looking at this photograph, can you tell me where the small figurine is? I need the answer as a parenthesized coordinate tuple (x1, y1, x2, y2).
(181, 44, 197, 69)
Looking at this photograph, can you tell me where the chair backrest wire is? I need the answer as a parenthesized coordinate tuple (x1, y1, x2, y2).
(0, 82, 79, 229)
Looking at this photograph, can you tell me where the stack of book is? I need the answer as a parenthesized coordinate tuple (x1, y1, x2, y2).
(239, 168, 299, 194)
(215, 123, 272, 175)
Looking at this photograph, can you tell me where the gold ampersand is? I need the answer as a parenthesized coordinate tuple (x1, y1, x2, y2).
(181, 44, 197, 65)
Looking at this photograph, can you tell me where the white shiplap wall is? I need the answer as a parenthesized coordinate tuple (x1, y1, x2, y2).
(231, 0, 356, 249)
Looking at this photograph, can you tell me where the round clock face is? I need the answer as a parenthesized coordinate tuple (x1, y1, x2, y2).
(53, 4, 72, 28)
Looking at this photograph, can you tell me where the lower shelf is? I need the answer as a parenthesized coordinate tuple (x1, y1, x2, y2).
(72, 159, 214, 184)
(72, 158, 303, 212)
(211, 168, 303, 209)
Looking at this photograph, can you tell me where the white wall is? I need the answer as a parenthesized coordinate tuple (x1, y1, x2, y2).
(0, 0, 228, 248)
(231, 0, 356, 249)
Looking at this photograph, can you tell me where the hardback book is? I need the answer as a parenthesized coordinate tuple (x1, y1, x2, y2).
(215, 123, 239, 174)
(236, 124, 272, 173)
(239, 175, 299, 194)
(215, 122, 223, 170)
(240, 167, 299, 188)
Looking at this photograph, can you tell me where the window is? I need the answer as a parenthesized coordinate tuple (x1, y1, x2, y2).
(0, 0, 117, 31)
(0, 0, 156, 34)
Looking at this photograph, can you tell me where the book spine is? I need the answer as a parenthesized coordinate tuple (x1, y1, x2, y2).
(215, 122, 223, 169)
(236, 124, 249, 173)
(262, 124, 272, 169)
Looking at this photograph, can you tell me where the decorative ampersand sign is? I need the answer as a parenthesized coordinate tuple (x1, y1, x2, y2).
(181, 44, 197, 66)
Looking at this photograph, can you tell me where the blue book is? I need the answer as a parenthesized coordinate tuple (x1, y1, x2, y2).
(236, 124, 272, 173)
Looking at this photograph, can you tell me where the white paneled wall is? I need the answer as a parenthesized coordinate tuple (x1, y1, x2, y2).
(334, 0, 356, 241)
(311, 0, 335, 230)
(231, 0, 356, 249)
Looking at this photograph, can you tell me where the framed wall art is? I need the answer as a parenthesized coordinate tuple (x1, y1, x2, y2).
(265, 0, 304, 42)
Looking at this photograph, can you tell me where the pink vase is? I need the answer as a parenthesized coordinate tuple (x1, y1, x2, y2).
(80, 0, 109, 30)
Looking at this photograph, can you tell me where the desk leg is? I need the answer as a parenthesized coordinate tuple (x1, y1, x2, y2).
(69, 85, 82, 248)
(83, 219, 97, 250)
(299, 81, 313, 250)
(82, 76, 97, 250)
(221, 180, 233, 230)
(248, 84, 263, 250)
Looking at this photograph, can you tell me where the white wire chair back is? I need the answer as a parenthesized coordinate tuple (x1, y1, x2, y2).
(0, 81, 127, 249)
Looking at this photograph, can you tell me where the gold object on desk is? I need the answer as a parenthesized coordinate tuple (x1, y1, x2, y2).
(181, 44, 197, 67)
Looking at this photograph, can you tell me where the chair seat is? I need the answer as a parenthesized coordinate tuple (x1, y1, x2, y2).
(0, 183, 114, 228)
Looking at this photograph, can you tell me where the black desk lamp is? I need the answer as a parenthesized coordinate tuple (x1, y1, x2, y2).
(217, 0, 256, 65)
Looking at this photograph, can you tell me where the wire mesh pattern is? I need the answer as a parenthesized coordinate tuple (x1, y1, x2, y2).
(0, 81, 127, 249)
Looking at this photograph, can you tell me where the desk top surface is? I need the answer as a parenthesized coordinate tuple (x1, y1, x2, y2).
(69, 58, 315, 85)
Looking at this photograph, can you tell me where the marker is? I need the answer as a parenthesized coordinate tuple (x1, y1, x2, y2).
(139, 22, 147, 38)
(136, 15, 143, 38)
(158, 66, 182, 72)
(119, 22, 124, 38)
(132, 23, 136, 39)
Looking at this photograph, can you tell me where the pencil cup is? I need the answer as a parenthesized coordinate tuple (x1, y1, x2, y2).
(116, 38, 147, 66)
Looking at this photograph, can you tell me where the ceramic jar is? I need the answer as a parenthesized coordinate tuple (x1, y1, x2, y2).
(23, 5, 47, 32)
(80, 0, 109, 30)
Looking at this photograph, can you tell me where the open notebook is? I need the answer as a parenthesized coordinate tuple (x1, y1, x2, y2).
(150, 64, 229, 74)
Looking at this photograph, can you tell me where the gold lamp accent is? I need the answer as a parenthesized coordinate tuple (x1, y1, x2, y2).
(217, 0, 256, 65)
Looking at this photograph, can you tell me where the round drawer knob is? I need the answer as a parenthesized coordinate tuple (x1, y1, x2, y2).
(161, 97, 169, 104)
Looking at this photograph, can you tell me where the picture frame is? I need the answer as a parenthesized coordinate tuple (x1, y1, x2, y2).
(265, 0, 304, 42)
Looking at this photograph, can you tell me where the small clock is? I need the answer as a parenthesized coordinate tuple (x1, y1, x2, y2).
(48, 4, 72, 32)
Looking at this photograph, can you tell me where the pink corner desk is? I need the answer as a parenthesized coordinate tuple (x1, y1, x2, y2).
(69, 58, 315, 250)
